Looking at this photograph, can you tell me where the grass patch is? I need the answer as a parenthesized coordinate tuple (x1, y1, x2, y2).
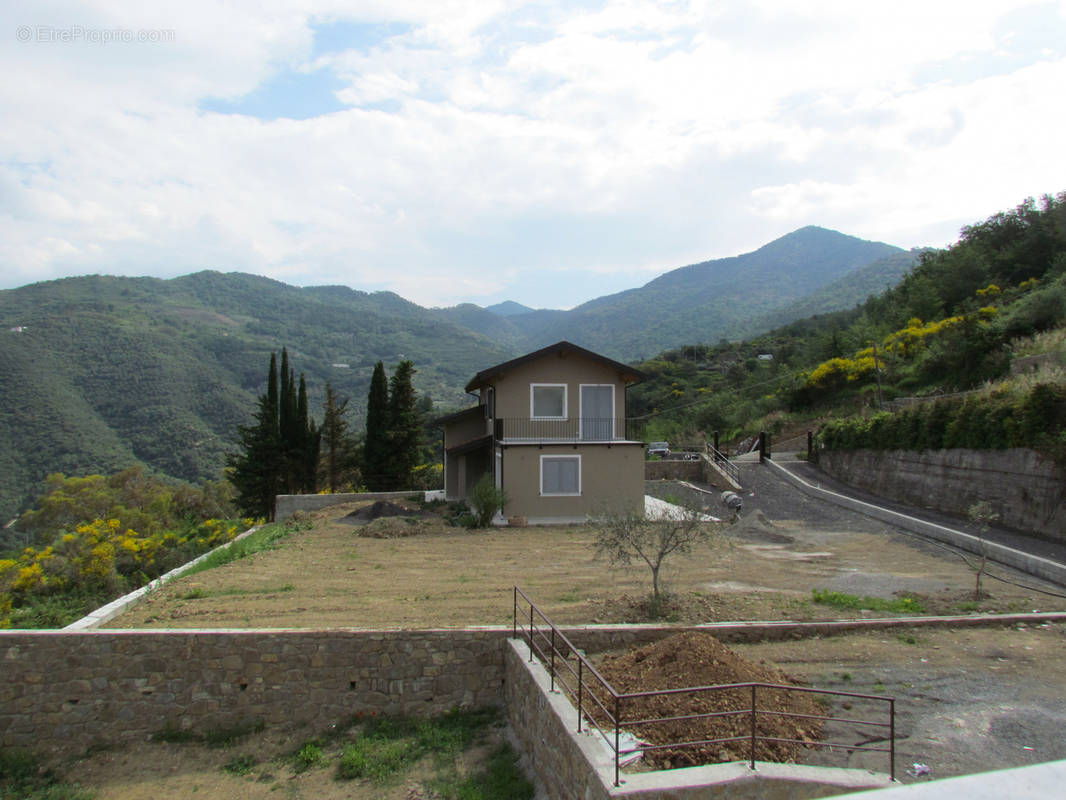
(293, 741, 326, 773)
(335, 708, 502, 786)
(185, 584, 297, 599)
(427, 742, 535, 800)
(0, 750, 94, 800)
(222, 754, 257, 776)
(8, 589, 112, 629)
(811, 589, 925, 614)
(152, 719, 265, 748)
(181, 520, 305, 578)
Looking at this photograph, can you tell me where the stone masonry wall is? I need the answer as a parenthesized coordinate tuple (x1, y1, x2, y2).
(818, 448, 1066, 542)
(0, 629, 508, 757)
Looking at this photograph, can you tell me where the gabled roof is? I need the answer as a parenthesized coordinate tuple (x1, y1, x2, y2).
(464, 341, 646, 393)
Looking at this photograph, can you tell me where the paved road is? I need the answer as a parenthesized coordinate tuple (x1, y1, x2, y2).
(771, 458, 1066, 571)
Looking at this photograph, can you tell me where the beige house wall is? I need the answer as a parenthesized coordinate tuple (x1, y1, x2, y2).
(501, 443, 645, 521)
(491, 355, 627, 424)
(443, 409, 489, 449)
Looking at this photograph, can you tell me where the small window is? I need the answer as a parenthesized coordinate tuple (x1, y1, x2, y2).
(541, 455, 581, 496)
(531, 384, 567, 419)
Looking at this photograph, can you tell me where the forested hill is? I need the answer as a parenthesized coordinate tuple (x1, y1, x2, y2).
(0, 225, 910, 521)
(440, 226, 914, 360)
(0, 272, 515, 521)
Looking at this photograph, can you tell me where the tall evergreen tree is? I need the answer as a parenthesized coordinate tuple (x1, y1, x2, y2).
(321, 382, 353, 492)
(228, 352, 282, 519)
(363, 361, 390, 491)
(228, 349, 320, 516)
(296, 374, 320, 492)
(386, 360, 422, 490)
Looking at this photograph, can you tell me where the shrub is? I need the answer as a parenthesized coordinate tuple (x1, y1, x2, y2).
(467, 475, 507, 528)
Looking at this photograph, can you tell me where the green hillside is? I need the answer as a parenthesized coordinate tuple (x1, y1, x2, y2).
(630, 194, 1066, 454)
(469, 226, 911, 360)
(0, 272, 515, 523)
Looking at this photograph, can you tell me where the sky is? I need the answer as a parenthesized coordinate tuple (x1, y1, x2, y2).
(3, 1, 1066, 310)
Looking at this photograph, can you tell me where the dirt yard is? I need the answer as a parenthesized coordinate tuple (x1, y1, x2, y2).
(107, 495, 1066, 631)
(75, 470, 1066, 797)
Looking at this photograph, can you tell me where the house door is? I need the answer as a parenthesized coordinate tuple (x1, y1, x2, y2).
(580, 385, 614, 440)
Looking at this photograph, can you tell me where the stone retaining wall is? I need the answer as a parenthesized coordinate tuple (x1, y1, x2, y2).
(0, 629, 507, 757)
(818, 448, 1066, 542)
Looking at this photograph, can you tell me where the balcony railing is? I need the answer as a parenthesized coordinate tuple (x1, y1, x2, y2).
(494, 417, 643, 442)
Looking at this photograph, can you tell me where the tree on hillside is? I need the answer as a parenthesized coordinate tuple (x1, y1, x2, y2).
(320, 382, 358, 492)
(228, 352, 283, 519)
(386, 360, 423, 490)
(228, 349, 319, 517)
(363, 362, 391, 491)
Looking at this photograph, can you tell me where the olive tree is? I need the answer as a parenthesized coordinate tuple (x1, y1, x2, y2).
(591, 499, 719, 612)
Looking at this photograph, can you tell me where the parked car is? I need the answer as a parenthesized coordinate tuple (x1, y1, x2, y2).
(647, 441, 670, 458)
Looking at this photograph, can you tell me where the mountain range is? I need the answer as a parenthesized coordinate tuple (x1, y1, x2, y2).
(0, 226, 917, 521)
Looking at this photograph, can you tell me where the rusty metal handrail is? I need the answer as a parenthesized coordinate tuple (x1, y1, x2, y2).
(512, 587, 896, 786)
(705, 443, 740, 484)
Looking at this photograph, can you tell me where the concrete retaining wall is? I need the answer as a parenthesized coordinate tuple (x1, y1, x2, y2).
(817, 448, 1066, 543)
(645, 455, 740, 491)
(0, 629, 506, 757)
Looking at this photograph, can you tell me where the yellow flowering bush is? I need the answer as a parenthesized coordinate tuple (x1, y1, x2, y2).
(0, 514, 253, 625)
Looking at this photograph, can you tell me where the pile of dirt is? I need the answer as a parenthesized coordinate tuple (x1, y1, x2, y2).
(339, 500, 435, 525)
(595, 631, 824, 769)
(356, 516, 452, 539)
(731, 510, 794, 544)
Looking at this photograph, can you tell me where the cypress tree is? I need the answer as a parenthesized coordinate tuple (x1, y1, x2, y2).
(321, 382, 352, 493)
(364, 362, 390, 491)
(228, 352, 282, 519)
(386, 360, 421, 490)
(297, 374, 320, 492)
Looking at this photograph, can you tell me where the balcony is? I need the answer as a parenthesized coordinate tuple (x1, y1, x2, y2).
(493, 417, 643, 443)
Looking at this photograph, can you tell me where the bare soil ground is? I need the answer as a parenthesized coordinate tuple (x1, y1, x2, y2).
(107, 498, 1065, 631)
(74, 472, 1066, 796)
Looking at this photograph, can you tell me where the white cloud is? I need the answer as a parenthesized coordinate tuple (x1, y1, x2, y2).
(2, 0, 1065, 306)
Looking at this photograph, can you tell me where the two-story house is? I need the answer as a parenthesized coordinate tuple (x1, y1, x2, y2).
(438, 341, 647, 524)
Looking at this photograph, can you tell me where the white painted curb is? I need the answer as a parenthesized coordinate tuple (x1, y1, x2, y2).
(62, 525, 262, 631)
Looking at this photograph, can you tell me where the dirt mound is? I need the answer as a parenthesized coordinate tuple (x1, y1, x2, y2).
(732, 510, 794, 544)
(339, 500, 432, 525)
(356, 516, 452, 539)
(595, 631, 823, 769)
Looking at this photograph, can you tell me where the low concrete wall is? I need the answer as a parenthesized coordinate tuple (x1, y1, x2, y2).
(646, 459, 704, 482)
(817, 448, 1066, 543)
(0, 629, 506, 757)
(645, 455, 740, 491)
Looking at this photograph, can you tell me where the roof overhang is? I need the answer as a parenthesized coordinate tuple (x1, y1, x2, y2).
(464, 341, 646, 393)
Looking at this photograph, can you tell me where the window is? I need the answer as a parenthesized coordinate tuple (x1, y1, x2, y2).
(541, 455, 581, 496)
(531, 384, 567, 419)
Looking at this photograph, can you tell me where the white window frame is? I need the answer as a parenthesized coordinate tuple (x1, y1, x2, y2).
(579, 383, 616, 440)
(540, 454, 581, 496)
(530, 383, 568, 420)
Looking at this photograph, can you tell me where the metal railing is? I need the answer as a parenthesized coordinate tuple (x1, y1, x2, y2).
(705, 443, 740, 485)
(494, 417, 644, 442)
(512, 587, 895, 786)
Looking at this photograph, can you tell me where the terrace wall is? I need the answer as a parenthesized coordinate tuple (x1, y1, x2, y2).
(817, 448, 1066, 542)
(0, 629, 506, 757)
